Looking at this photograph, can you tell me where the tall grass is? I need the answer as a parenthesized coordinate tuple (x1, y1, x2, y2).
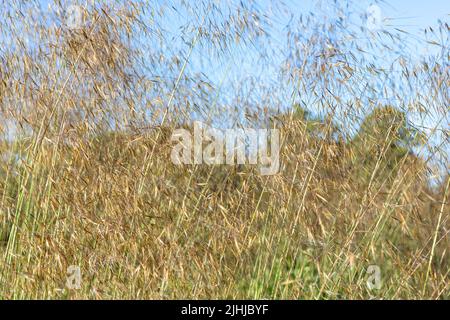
(0, 0, 448, 299)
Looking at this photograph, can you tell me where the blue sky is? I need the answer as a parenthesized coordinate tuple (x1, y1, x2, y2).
(189, 0, 449, 105)
(348, 0, 448, 55)
(292, 0, 448, 32)
(2, 0, 447, 113)
(381, 0, 448, 30)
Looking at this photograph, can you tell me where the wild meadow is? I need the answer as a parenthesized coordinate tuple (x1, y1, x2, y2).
(0, 0, 448, 299)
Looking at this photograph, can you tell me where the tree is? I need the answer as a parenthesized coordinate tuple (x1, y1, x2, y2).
(350, 105, 424, 185)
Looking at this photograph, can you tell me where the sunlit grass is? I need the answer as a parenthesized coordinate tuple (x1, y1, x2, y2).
(0, 0, 448, 299)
